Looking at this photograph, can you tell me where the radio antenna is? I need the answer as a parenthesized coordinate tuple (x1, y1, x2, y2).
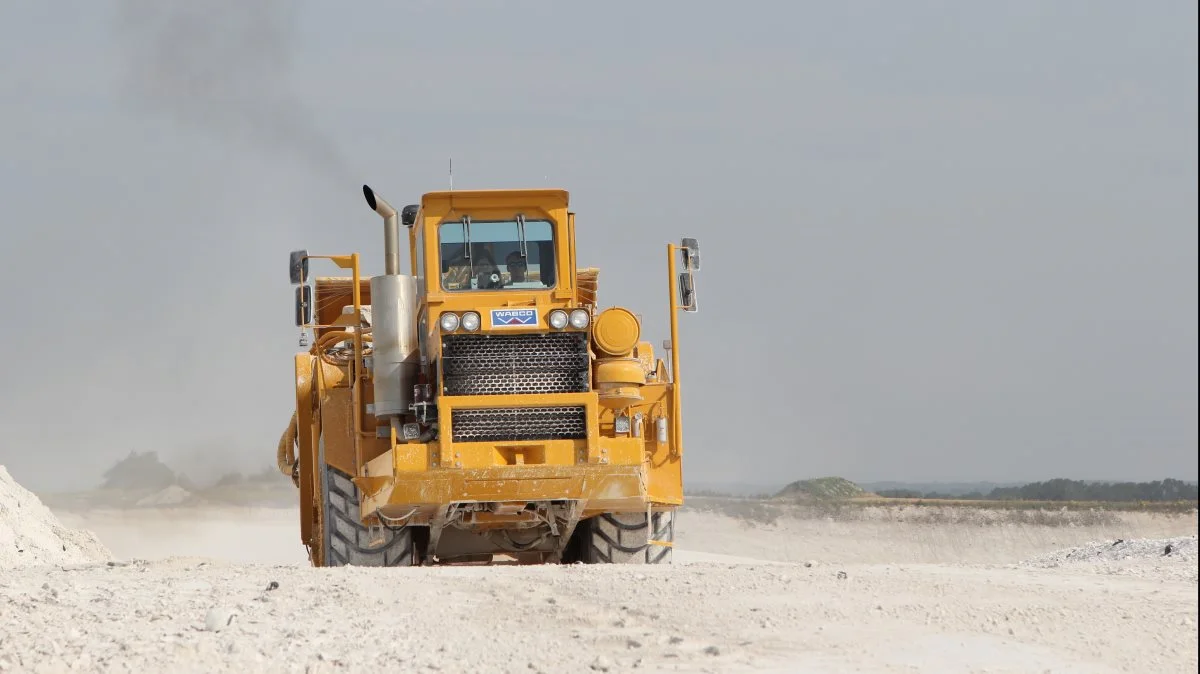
(449, 156, 453, 191)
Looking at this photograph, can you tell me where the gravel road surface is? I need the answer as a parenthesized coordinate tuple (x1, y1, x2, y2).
(3, 471, 1197, 673)
(2, 551, 1196, 674)
(1, 518, 1195, 672)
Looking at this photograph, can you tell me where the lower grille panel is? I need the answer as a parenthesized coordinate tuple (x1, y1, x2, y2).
(451, 406, 587, 443)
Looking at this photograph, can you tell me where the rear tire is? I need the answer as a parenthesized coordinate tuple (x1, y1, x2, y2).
(574, 510, 674, 564)
(321, 464, 420, 567)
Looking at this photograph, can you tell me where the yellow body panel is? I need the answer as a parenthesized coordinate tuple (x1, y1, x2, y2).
(360, 464, 651, 525)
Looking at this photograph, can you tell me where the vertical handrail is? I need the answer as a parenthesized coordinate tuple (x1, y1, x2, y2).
(351, 253, 364, 477)
(568, 212, 577, 297)
(666, 244, 683, 455)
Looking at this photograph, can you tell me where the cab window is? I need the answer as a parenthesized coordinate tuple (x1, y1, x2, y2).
(438, 217, 556, 291)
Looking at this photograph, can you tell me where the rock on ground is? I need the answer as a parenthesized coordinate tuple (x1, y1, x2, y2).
(0, 465, 112, 569)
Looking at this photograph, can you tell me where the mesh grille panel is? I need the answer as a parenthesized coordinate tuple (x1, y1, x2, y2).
(444, 371, 589, 396)
(442, 332, 590, 396)
(451, 406, 587, 442)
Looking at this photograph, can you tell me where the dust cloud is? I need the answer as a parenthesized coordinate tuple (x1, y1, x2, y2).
(112, 0, 354, 182)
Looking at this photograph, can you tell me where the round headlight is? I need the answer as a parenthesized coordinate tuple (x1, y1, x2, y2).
(439, 312, 460, 332)
(548, 310, 568, 330)
(569, 309, 590, 329)
(460, 311, 480, 332)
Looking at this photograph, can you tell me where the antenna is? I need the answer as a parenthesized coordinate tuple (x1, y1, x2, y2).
(449, 156, 453, 191)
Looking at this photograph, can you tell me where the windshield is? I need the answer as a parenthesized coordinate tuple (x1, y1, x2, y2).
(438, 217, 556, 291)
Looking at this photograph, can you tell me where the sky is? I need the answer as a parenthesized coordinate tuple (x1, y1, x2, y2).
(0, 0, 1196, 493)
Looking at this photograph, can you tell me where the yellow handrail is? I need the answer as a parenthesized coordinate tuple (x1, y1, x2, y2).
(305, 253, 365, 477)
(350, 253, 364, 478)
(666, 244, 683, 455)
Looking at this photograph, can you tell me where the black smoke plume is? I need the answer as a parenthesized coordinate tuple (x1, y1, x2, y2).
(114, 0, 353, 181)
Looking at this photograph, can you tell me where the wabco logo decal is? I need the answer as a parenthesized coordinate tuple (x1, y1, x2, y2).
(490, 308, 538, 327)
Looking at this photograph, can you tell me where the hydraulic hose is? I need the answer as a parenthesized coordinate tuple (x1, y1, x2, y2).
(311, 330, 373, 367)
(277, 411, 299, 483)
(279, 328, 378, 484)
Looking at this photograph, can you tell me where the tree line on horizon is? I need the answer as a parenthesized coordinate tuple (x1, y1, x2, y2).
(99, 450, 281, 491)
(876, 477, 1197, 503)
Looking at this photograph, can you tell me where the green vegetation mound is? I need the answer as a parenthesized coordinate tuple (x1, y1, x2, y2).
(773, 476, 867, 501)
(875, 478, 1198, 503)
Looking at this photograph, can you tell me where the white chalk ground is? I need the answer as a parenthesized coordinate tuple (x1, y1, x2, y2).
(0, 467, 111, 569)
(2, 493, 1197, 673)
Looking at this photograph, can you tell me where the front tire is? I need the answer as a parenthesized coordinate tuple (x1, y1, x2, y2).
(321, 464, 420, 567)
(573, 510, 675, 564)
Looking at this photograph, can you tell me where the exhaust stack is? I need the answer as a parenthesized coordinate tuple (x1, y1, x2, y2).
(363, 184, 400, 275)
(362, 184, 419, 420)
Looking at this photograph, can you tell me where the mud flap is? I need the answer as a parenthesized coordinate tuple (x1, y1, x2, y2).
(545, 501, 584, 564)
(422, 506, 451, 566)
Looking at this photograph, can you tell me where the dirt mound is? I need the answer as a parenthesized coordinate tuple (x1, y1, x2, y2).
(1019, 535, 1199, 583)
(0, 465, 112, 569)
(135, 485, 195, 507)
(1021, 535, 1198, 569)
(773, 476, 867, 501)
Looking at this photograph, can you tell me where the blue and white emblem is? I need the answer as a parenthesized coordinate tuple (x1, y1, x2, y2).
(490, 308, 538, 328)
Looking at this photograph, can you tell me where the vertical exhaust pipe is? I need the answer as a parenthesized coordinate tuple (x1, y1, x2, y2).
(361, 184, 419, 422)
(363, 184, 399, 275)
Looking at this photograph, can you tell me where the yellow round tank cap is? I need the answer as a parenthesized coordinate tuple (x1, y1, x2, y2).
(593, 307, 640, 356)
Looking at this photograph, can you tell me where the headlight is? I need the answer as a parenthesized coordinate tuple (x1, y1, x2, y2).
(460, 311, 481, 332)
(548, 310, 568, 330)
(569, 309, 590, 329)
(439, 312, 460, 331)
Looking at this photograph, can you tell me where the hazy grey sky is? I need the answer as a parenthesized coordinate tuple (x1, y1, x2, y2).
(1, 1, 1196, 492)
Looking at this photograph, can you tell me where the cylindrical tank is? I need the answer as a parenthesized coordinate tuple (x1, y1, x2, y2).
(370, 274, 419, 417)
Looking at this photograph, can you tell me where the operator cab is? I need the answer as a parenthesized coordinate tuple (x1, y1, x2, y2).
(437, 216, 557, 292)
(407, 189, 574, 306)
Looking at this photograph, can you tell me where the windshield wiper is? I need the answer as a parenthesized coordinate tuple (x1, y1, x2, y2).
(516, 214, 527, 258)
(461, 215, 471, 259)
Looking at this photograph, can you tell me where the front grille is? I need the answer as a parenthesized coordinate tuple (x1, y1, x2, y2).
(451, 406, 587, 442)
(442, 332, 590, 396)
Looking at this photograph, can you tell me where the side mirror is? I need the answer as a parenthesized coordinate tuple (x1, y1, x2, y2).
(401, 204, 419, 227)
(289, 249, 309, 285)
(678, 271, 698, 313)
(295, 285, 312, 326)
(681, 237, 700, 271)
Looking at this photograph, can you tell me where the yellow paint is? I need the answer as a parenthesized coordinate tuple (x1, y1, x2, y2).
(592, 307, 640, 356)
(593, 358, 647, 409)
(666, 243, 685, 455)
(362, 464, 650, 523)
(285, 186, 695, 565)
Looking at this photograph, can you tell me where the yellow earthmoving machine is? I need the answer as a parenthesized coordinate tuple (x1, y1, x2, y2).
(277, 184, 700, 566)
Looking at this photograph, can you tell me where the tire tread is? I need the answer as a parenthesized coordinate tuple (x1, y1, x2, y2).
(322, 465, 416, 567)
(584, 511, 674, 564)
